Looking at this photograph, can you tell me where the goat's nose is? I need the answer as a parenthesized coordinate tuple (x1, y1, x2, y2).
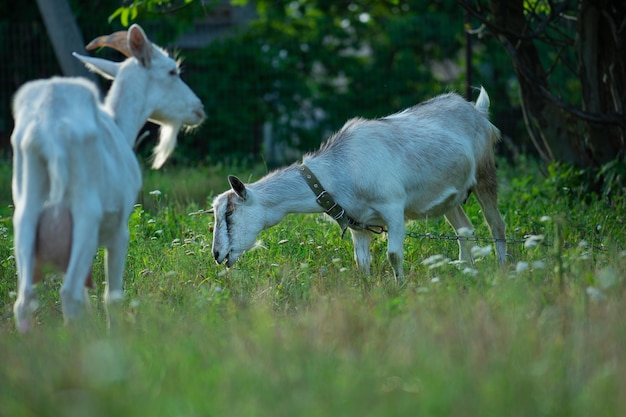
(195, 106, 205, 120)
(213, 249, 220, 261)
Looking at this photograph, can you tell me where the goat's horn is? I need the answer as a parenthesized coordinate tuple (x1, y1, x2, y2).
(85, 31, 131, 57)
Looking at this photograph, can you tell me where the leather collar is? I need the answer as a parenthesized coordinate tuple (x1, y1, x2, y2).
(298, 164, 385, 236)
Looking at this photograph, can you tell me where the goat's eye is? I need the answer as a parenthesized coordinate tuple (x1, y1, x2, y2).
(168, 69, 178, 77)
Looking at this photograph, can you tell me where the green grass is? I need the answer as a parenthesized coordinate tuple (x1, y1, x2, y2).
(1, 156, 625, 417)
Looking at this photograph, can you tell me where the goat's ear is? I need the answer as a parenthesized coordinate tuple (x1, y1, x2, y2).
(228, 175, 248, 201)
(73, 53, 120, 80)
(128, 24, 154, 69)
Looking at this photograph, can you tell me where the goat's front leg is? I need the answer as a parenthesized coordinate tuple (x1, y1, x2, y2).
(104, 226, 130, 330)
(383, 211, 406, 283)
(350, 228, 372, 275)
(444, 205, 475, 264)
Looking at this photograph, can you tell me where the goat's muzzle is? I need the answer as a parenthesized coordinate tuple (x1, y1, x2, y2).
(188, 105, 205, 128)
(194, 107, 205, 121)
(213, 249, 231, 267)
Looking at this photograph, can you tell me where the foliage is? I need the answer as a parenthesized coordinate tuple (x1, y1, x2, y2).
(110, 0, 214, 27)
(461, 0, 626, 172)
(1, 159, 626, 416)
(0, 1, 523, 163)
(108, 0, 523, 164)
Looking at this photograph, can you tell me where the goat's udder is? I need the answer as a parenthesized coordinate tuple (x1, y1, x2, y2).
(35, 206, 94, 288)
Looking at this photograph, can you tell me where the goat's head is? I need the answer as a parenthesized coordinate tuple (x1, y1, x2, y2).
(73, 24, 206, 168)
(210, 176, 266, 267)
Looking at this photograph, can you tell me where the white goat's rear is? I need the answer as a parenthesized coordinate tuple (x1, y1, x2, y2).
(11, 25, 205, 332)
(210, 88, 506, 279)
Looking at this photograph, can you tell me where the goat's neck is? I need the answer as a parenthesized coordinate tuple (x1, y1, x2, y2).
(104, 71, 152, 147)
(252, 165, 325, 228)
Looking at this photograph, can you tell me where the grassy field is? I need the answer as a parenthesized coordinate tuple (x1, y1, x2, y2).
(0, 157, 625, 417)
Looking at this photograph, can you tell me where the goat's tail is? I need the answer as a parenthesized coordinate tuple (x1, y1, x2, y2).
(41, 122, 70, 206)
(474, 86, 501, 145)
(474, 86, 490, 116)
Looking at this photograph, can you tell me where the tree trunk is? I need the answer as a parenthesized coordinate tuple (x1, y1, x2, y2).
(35, 0, 97, 82)
(489, 0, 590, 166)
(577, 0, 626, 165)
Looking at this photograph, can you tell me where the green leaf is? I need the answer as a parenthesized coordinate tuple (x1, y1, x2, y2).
(108, 7, 124, 24)
(131, 4, 138, 21)
(121, 7, 130, 27)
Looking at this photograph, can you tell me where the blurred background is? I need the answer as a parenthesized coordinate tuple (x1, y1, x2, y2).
(0, 0, 623, 194)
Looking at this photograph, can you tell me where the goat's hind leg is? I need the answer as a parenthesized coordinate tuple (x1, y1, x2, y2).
(12, 152, 46, 333)
(473, 161, 507, 264)
(60, 212, 99, 325)
(444, 205, 475, 264)
(103, 226, 130, 330)
(13, 205, 40, 333)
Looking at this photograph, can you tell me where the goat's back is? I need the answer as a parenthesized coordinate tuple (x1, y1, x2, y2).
(319, 92, 498, 162)
(12, 77, 101, 143)
(305, 90, 500, 218)
(11, 77, 140, 212)
(11, 78, 104, 207)
(12, 77, 100, 118)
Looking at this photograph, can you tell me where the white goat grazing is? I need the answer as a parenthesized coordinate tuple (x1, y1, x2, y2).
(11, 24, 205, 332)
(210, 87, 506, 279)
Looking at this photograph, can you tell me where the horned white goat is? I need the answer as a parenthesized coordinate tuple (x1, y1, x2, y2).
(11, 24, 205, 332)
(210, 87, 506, 279)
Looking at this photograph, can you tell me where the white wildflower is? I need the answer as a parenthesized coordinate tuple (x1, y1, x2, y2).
(597, 266, 617, 290)
(429, 258, 450, 269)
(515, 261, 529, 273)
(586, 286, 605, 301)
(462, 267, 478, 277)
(540, 215, 552, 223)
(471, 245, 492, 258)
(531, 260, 546, 270)
(421, 254, 446, 266)
(149, 190, 162, 196)
(524, 234, 544, 248)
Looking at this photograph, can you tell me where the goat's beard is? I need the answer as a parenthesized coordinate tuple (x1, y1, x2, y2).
(151, 123, 180, 169)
